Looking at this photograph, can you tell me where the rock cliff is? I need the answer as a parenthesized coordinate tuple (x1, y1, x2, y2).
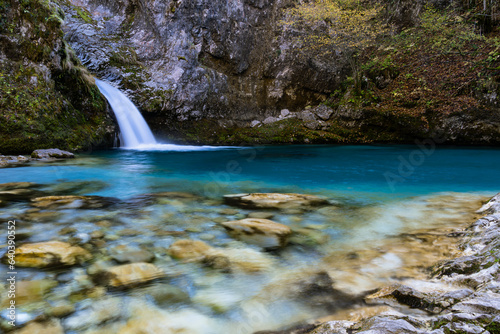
(0, 0, 116, 154)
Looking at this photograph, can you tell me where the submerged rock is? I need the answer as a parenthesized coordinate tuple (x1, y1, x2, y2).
(167, 239, 273, 272)
(11, 319, 64, 334)
(221, 218, 292, 249)
(168, 239, 213, 261)
(5, 241, 92, 268)
(94, 263, 165, 288)
(31, 149, 75, 159)
(31, 195, 118, 209)
(224, 193, 329, 209)
(109, 245, 155, 264)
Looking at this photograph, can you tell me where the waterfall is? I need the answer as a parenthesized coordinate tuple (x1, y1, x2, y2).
(95, 79, 156, 148)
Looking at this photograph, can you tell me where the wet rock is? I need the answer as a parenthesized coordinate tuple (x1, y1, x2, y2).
(204, 247, 273, 272)
(109, 245, 155, 263)
(289, 271, 362, 312)
(15, 279, 58, 305)
(221, 218, 292, 249)
(31, 149, 74, 159)
(63, 297, 126, 330)
(94, 262, 165, 288)
(116, 306, 214, 334)
(168, 239, 213, 261)
(168, 239, 272, 272)
(248, 211, 275, 219)
(11, 319, 64, 334)
(0, 188, 44, 201)
(31, 195, 118, 209)
(365, 284, 441, 313)
(224, 193, 329, 209)
(45, 304, 76, 318)
(133, 283, 190, 305)
(5, 241, 92, 268)
(0, 182, 39, 191)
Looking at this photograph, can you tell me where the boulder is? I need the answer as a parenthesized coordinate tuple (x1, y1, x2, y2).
(297, 111, 317, 122)
(223, 193, 329, 209)
(5, 241, 92, 268)
(221, 218, 292, 249)
(31, 149, 74, 159)
(313, 104, 334, 120)
(95, 263, 165, 288)
(280, 109, 291, 118)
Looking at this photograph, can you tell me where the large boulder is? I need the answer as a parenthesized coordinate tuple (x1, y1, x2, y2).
(5, 241, 92, 268)
(223, 193, 329, 209)
(221, 218, 292, 249)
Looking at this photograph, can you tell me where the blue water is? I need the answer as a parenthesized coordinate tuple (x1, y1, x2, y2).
(1, 145, 499, 200)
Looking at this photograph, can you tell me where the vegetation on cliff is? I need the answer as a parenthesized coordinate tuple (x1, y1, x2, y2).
(0, 0, 114, 154)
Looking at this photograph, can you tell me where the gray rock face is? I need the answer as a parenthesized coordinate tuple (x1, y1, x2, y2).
(61, 0, 347, 137)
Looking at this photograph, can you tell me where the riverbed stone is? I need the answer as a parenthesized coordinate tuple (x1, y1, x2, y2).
(167, 239, 273, 272)
(109, 245, 155, 263)
(31, 149, 75, 159)
(95, 262, 165, 287)
(168, 239, 213, 261)
(15, 279, 58, 305)
(12, 319, 64, 334)
(31, 195, 118, 209)
(6, 241, 92, 268)
(247, 211, 275, 219)
(221, 218, 292, 249)
(224, 193, 329, 209)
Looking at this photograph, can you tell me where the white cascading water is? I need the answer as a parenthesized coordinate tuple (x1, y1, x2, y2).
(95, 78, 235, 151)
(95, 79, 156, 148)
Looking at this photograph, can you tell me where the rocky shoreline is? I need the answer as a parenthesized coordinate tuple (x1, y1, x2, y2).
(263, 194, 500, 334)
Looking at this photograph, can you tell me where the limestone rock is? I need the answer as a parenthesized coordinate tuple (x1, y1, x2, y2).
(12, 319, 64, 334)
(251, 120, 262, 127)
(223, 193, 329, 209)
(313, 104, 335, 121)
(221, 218, 292, 249)
(297, 111, 317, 122)
(6, 241, 92, 268)
(96, 263, 165, 288)
(263, 116, 279, 125)
(31, 149, 74, 159)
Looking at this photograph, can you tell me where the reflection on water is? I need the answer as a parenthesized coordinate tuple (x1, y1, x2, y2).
(0, 145, 498, 333)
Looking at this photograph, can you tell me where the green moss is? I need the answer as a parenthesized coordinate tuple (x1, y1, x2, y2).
(0, 0, 114, 154)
